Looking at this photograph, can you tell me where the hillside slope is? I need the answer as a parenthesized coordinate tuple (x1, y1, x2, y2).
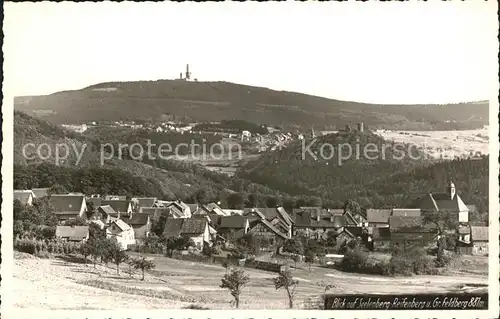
(15, 80, 489, 130)
(13, 111, 283, 201)
(238, 130, 489, 216)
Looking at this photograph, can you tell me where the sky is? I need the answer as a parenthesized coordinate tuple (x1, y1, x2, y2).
(3, 1, 498, 104)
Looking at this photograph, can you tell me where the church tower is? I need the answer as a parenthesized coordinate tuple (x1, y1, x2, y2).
(446, 180, 456, 199)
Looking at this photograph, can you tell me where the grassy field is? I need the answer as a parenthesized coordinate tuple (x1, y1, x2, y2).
(376, 128, 489, 159)
(12, 252, 488, 310)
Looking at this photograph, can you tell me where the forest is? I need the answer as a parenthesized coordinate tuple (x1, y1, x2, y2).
(14, 111, 489, 223)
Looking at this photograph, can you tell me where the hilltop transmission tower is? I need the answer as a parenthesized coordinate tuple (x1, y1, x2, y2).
(185, 64, 191, 81)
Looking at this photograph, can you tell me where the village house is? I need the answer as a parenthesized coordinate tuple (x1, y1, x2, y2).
(391, 208, 421, 217)
(127, 213, 152, 241)
(163, 218, 212, 249)
(95, 205, 117, 224)
(243, 207, 293, 237)
(366, 209, 392, 228)
(196, 202, 227, 216)
(14, 190, 36, 206)
(55, 226, 89, 242)
(163, 200, 192, 218)
(388, 216, 438, 250)
(106, 219, 136, 250)
(418, 181, 470, 224)
(100, 200, 133, 218)
(49, 195, 87, 221)
(140, 207, 173, 221)
(32, 188, 50, 198)
(132, 197, 157, 211)
(215, 215, 255, 240)
(247, 218, 290, 248)
(470, 226, 488, 256)
(292, 207, 361, 240)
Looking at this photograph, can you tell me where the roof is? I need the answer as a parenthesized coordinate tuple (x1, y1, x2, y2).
(392, 208, 421, 218)
(100, 200, 131, 213)
(420, 193, 469, 213)
(167, 205, 185, 218)
(181, 219, 207, 235)
(458, 226, 470, 235)
(187, 204, 199, 213)
(470, 226, 488, 241)
(344, 226, 365, 237)
(32, 188, 50, 198)
(127, 213, 150, 226)
(366, 209, 392, 224)
(55, 226, 89, 239)
(50, 195, 85, 214)
(136, 197, 157, 208)
(293, 211, 346, 228)
(140, 207, 172, 219)
(389, 216, 436, 233)
(163, 218, 184, 238)
(111, 219, 132, 231)
(14, 190, 34, 205)
(259, 219, 289, 239)
(219, 215, 247, 229)
(243, 208, 279, 220)
(276, 207, 293, 224)
(98, 205, 117, 217)
(205, 203, 226, 215)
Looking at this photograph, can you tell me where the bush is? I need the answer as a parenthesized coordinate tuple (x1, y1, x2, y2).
(182, 304, 209, 310)
(338, 247, 368, 272)
(15, 239, 37, 254)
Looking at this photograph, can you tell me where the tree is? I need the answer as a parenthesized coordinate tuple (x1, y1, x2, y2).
(47, 184, 68, 196)
(422, 210, 459, 252)
(80, 240, 92, 265)
(130, 256, 156, 281)
(109, 241, 129, 275)
(220, 267, 250, 308)
(227, 193, 245, 209)
(273, 270, 299, 309)
(344, 200, 361, 217)
(64, 216, 88, 226)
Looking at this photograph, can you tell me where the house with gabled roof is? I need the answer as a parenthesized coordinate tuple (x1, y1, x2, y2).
(132, 197, 157, 211)
(165, 200, 192, 218)
(389, 216, 438, 249)
(96, 205, 117, 223)
(163, 218, 184, 239)
(180, 219, 211, 249)
(392, 208, 421, 218)
(470, 226, 488, 256)
(140, 207, 172, 221)
(366, 209, 392, 228)
(14, 190, 35, 206)
(106, 219, 135, 250)
(32, 188, 50, 198)
(418, 181, 469, 224)
(55, 226, 89, 242)
(49, 195, 87, 221)
(127, 213, 151, 240)
(100, 200, 133, 217)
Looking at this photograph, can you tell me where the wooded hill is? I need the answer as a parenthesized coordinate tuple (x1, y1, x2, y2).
(15, 80, 488, 130)
(238, 130, 489, 218)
